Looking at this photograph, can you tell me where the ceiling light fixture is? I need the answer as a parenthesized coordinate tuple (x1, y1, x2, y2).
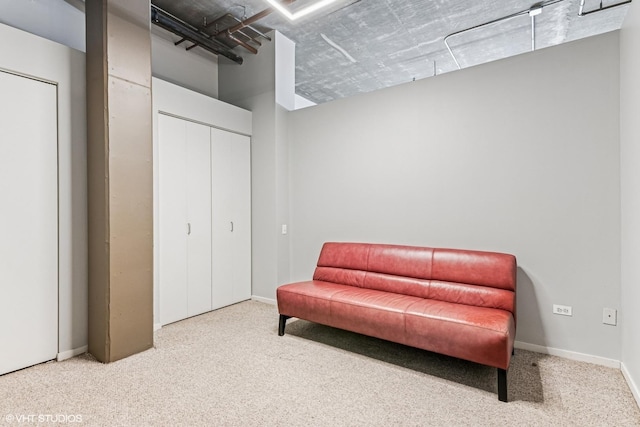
(264, 0, 340, 21)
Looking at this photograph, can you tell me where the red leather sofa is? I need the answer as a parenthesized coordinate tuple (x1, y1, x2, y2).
(277, 242, 517, 402)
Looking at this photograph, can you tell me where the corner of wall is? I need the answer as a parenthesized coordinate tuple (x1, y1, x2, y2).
(218, 30, 293, 300)
(622, 362, 640, 409)
(620, 0, 640, 409)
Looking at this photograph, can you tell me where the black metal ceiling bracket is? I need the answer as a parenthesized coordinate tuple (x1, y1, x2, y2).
(151, 5, 243, 64)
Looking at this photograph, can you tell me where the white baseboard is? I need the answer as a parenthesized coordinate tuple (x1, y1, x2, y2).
(622, 362, 640, 408)
(154, 323, 162, 332)
(515, 341, 620, 369)
(57, 345, 88, 362)
(251, 295, 276, 305)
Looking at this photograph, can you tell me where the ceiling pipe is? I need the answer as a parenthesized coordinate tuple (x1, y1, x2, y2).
(225, 8, 276, 33)
(226, 32, 259, 54)
(578, 0, 632, 16)
(208, 13, 272, 42)
(151, 5, 243, 64)
(529, 4, 543, 51)
(229, 17, 271, 42)
(217, 1, 296, 53)
(159, 2, 284, 57)
(175, 14, 266, 49)
(237, 29, 263, 46)
(209, 14, 267, 53)
(226, 0, 295, 34)
(444, 0, 565, 70)
(531, 15, 536, 51)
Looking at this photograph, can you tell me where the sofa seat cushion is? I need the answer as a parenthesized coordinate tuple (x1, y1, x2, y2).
(277, 281, 348, 326)
(328, 285, 420, 343)
(279, 281, 420, 343)
(278, 280, 514, 369)
(404, 299, 515, 369)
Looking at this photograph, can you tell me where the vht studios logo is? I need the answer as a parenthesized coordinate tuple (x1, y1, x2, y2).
(5, 414, 83, 424)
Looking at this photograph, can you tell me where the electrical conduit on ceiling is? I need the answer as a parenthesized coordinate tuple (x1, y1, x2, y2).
(444, 0, 633, 71)
(444, 0, 566, 70)
(579, 0, 632, 16)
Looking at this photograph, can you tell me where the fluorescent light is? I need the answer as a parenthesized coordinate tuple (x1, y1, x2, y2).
(264, 0, 341, 21)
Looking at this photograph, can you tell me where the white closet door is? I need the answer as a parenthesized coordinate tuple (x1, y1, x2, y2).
(211, 129, 251, 309)
(158, 114, 189, 325)
(186, 122, 212, 317)
(211, 128, 235, 309)
(159, 116, 213, 324)
(230, 133, 252, 303)
(0, 71, 58, 375)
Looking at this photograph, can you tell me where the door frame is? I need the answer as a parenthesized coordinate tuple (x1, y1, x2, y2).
(0, 68, 58, 374)
(152, 78, 252, 330)
(0, 24, 88, 361)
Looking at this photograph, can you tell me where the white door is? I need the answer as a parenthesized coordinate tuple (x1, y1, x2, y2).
(159, 114, 189, 325)
(159, 115, 213, 325)
(211, 129, 251, 309)
(211, 128, 235, 309)
(185, 122, 212, 317)
(0, 71, 58, 375)
(230, 133, 251, 303)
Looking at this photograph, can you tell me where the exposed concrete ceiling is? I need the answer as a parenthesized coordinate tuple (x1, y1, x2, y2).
(151, 0, 629, 104)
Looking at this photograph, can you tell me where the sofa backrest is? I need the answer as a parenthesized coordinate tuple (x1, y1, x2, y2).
(313, 242, 516, 314)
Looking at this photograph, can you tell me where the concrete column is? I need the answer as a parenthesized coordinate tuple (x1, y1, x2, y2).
(86, 0, 153, 362)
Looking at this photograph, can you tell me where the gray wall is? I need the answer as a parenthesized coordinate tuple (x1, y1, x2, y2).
(151, 31, 219, 99)
(620, 2, 640, 400)
(288, 32, 622, 360)
(0, 23, 87, 357)
(0, 0, 85, 51)
(219, 36, 281, 301)
(2, 0, 634, 378)
(0, 0, 219, 99)
(219, 31, 294, 301)
(0, 0, 219, 354)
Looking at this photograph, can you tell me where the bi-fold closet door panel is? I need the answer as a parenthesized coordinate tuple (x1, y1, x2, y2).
(210, 129, 251, 309)
(158, 114, 212, 325)
(228, 132, 251, 305)
(185, 123, 212, 317)
(210, 128, 234, 309)
(158, 114, 188, 325)
(159, 113, 251, 325)
(0, 70, 58, 375)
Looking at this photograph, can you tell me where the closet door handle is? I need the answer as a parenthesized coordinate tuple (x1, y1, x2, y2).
(230, 221, 234, 232)
(187, 223, 191, 235)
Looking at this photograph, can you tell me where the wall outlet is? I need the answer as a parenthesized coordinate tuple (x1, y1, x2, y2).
(553, 304, 572, 316)
(603, 308, 617, 326)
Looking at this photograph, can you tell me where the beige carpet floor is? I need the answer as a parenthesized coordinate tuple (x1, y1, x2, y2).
(1, 300, 639, 426)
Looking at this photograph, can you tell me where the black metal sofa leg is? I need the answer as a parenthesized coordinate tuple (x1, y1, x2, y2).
(498, 368, 508, 402)
(278, 315, 290, 336)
